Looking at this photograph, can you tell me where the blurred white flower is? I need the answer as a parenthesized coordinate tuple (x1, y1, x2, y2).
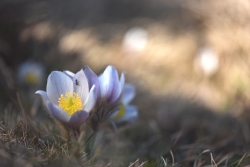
(110, 83, 138, 126)
(36, 70, 96, 134)
(195, 47, 219, 76)
(122, 27, 148, 52)
(18, 61, 45, 86)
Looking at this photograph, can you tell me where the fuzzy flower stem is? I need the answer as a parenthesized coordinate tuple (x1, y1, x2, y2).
(84, 130, 97, 156)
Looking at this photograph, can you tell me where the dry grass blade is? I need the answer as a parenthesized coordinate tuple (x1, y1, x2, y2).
(236, 153, 246, 167)
(138, 161, 147, 167)
(128, 159, 139, 167)
(30, 98, 40, 117)
(193, 150, 210, 167)
(161, 156, 167, 167)
(216, 155, 230, 166)
(210, 153, 217, 167)
(170, 150, 175, 167)
(172, 131, 182, 148)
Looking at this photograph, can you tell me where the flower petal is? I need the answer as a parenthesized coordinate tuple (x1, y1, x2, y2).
(110, 72, 125, 104)
(47, 102, 71, 122)
(115, 105, 137, 123)
(83, 85, 96, 113)
(73, 69, 89, 102)
(83, 66, 100, 99)
(35, 90, 49, 111)
(99, 66, 121, 104)
(122, 83, 135, 105)
(68, 110, 89, 126)
(120, 73, 125, 91)
(99, 66, 115, 98)
(63, 70, 75, 78)
(46, 71, 74, 105)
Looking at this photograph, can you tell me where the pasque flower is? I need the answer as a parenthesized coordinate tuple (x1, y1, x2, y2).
(110, 83, 138, 125)
(78, 65, 125, 130)
(18, 61, 45, 86)
(35, 70, 96, 134)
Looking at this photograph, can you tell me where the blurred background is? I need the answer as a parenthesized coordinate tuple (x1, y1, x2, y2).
(1, 0, 250, 166)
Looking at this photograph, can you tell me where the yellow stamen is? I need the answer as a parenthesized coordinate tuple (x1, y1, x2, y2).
(112, 105, 126, 120)
(24, 72, 38, 84)
(58, 92, 83, 116)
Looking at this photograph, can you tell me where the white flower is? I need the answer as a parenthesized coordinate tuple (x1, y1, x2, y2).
(18, 61, 45, 86)
(67, 65, 124, 105)
(98, 65, 125, 105)
(81, 65, 125, 130)
(35, 70, 96, 127)
(122, 27, 148, 52)
(195, 47, 219, 76)
(110, 83, 138, 124)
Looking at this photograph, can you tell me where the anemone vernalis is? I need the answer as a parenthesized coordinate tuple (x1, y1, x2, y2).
(77, 66, 125, 130)
(18, 61, 45, 86)
(36, 69, 96, 138)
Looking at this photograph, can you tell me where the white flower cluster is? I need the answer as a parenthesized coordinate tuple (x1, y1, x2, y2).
(36, 66, 137, 137)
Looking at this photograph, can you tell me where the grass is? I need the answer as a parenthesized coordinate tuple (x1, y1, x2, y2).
(0, 96, 250, 166)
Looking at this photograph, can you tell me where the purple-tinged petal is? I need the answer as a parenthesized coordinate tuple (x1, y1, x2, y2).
(99, 66, 122, 104)
(47, 102, 70, 123)
(120, 73, 125, 91)
(109, 72, 125, 105)
(46, 71, 73, 105)
(68, 110, 89, 126)
(35, 90, 49, 111)
(83, 66, 100, 99)
(83, 85, 96, 113)
(122, 83, 135, 105)
(114, 72, 125, 102)
(115, 105, 137, 123)
(63, 70, 75, 79)
(73, 69, 89, 103)
(99, 66, 116, 99)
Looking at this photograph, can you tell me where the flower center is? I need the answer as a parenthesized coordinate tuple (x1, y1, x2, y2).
(58, 92, 83, 116)
(24, 72, 38, 84)
(112, 105, 125, 120)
